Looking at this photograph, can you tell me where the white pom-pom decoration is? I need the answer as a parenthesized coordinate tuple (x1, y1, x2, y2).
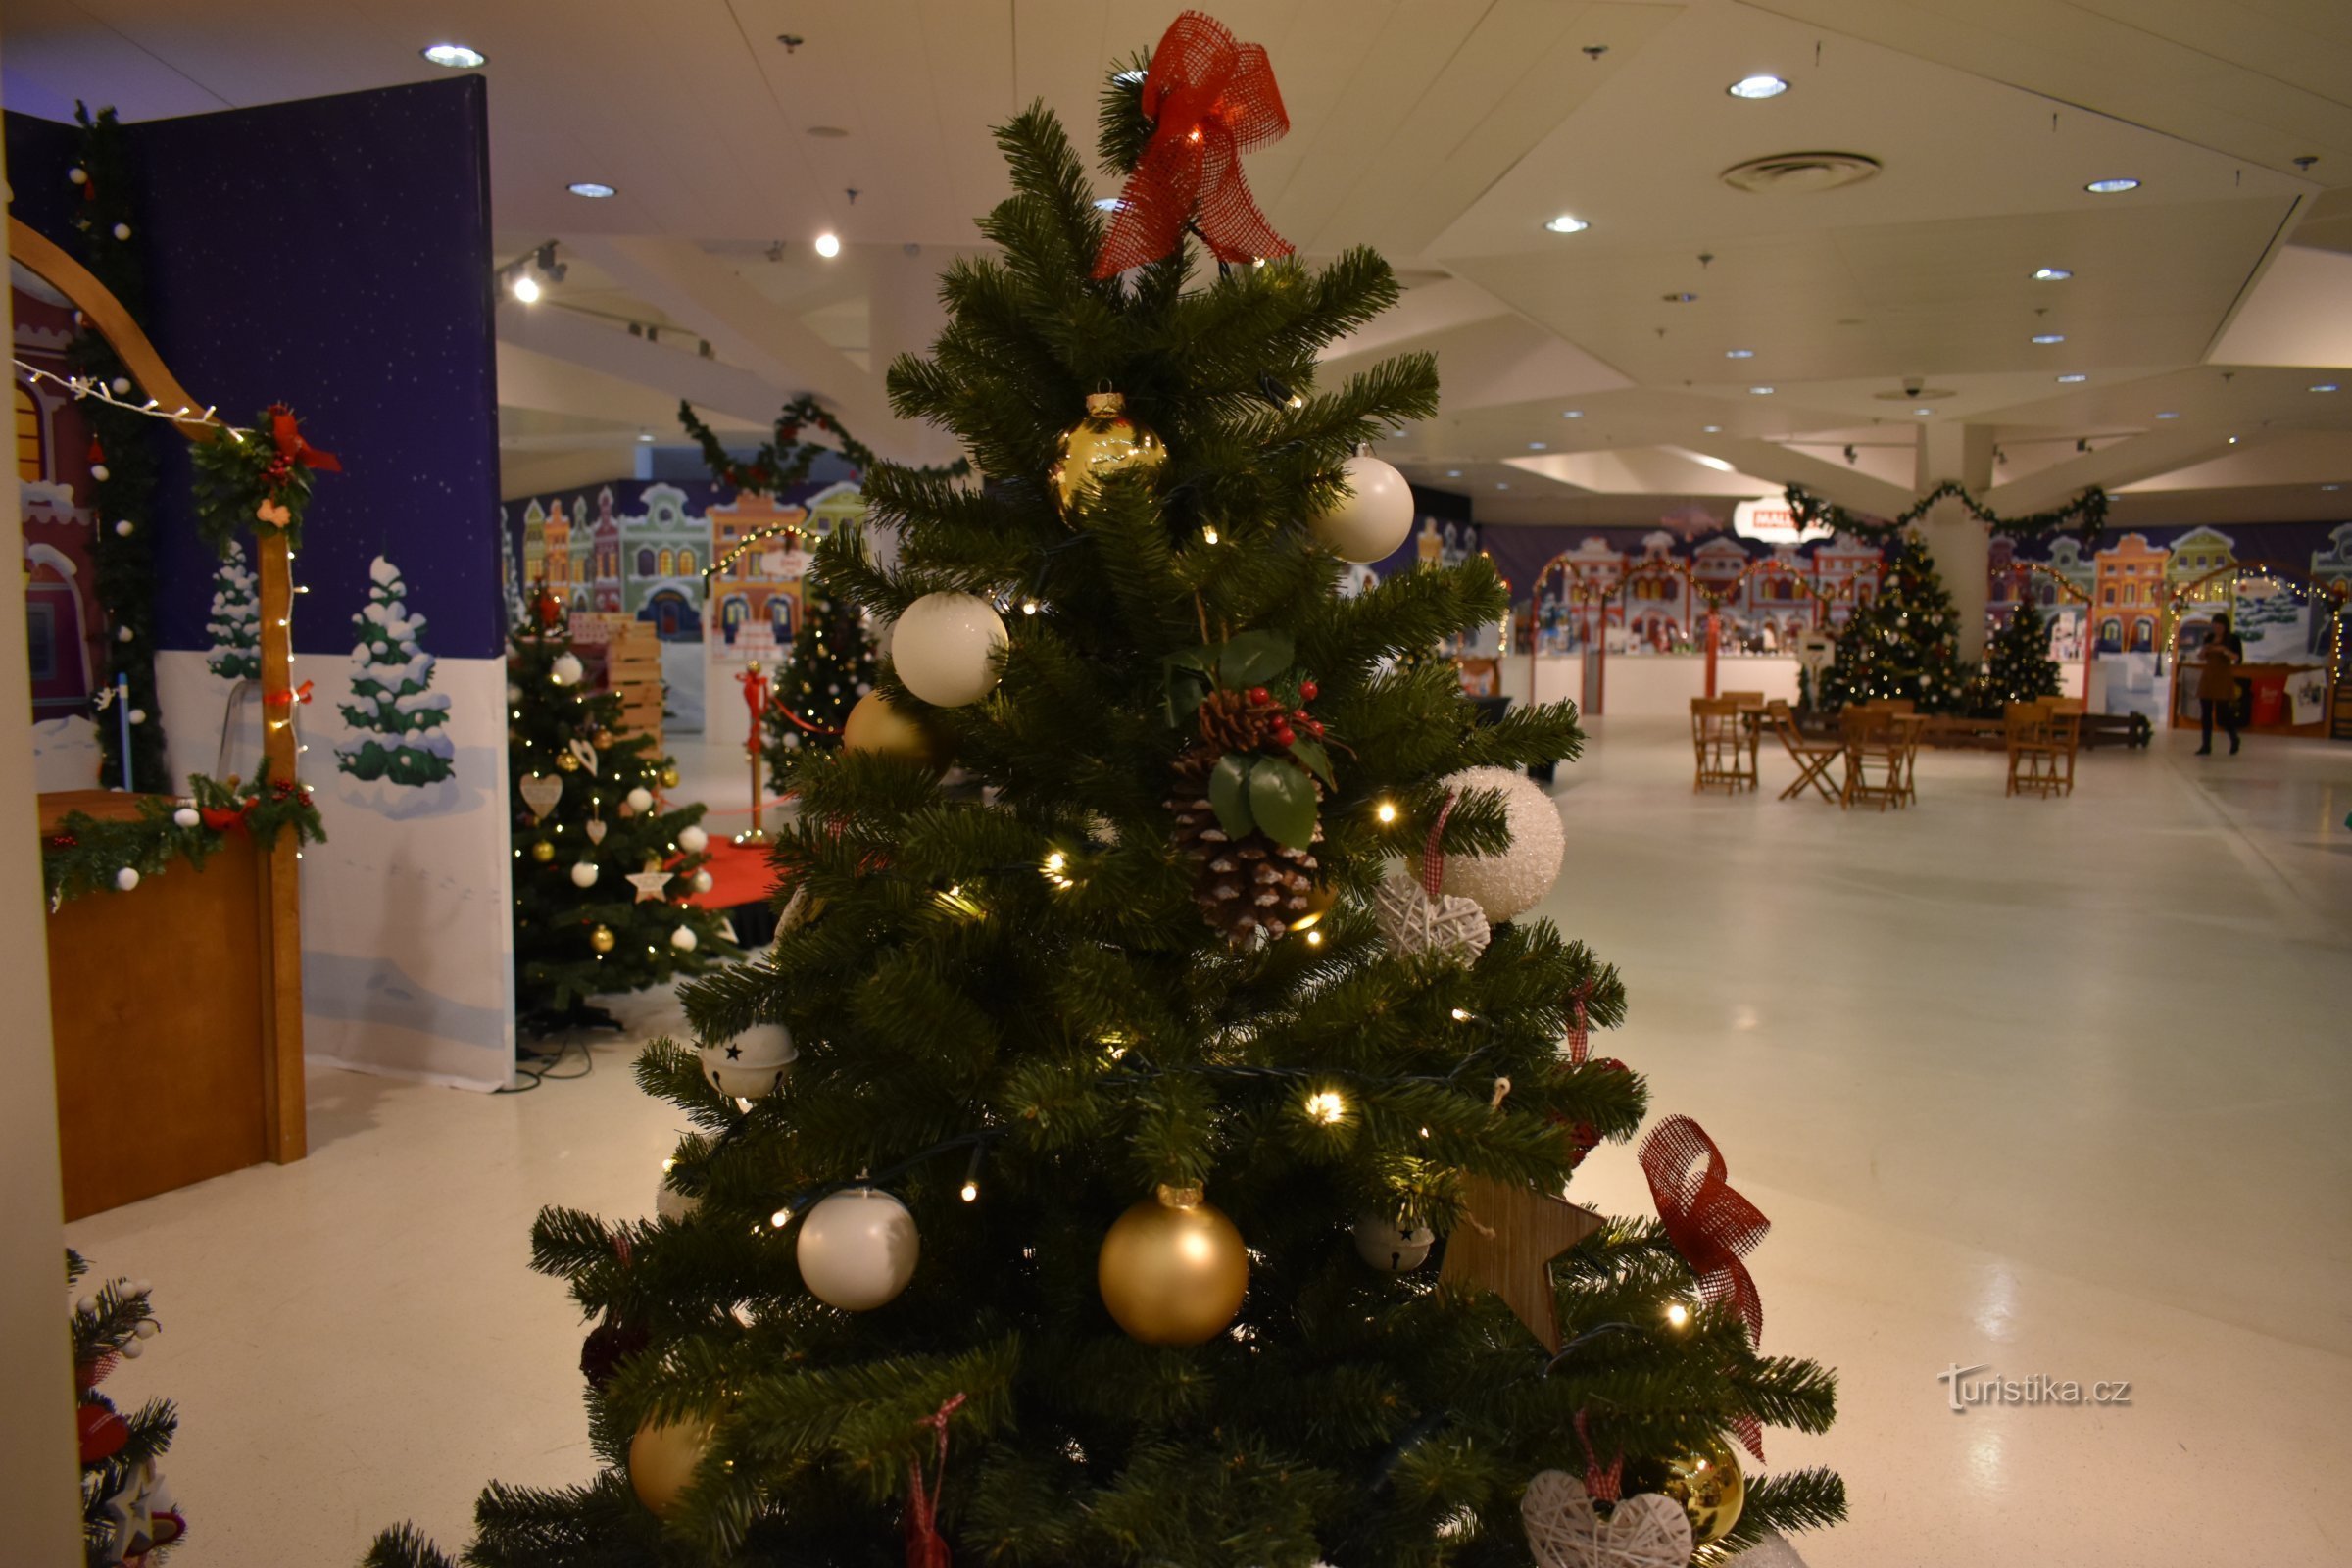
(128, 709, 147, 725)
(1309, 452, 1414, 563)
(1353, 1211, 1436, 1272)
(114, 867, 141, 892)
(797, 1188, 919, 1310)
(112, 222, 131, 241)
(172, 808, 200, 828)
(550, 652, 584, 686)
(92, 464, 111, 482)
(892, 593, 1006, 708)
(570, 861, 600, 889)
(1435, 765, 1564, 922)
(119, 1339, 143, 1359)
(669, 925, 698, 953)
(626, 787, 654, 812)
(110, 376, 131, 395)
(697, 1024, 796, 1099)
(117, 625, 133, 643)
(677, 824, 709, 854)
(69, 168, 87, 185)
(114, 519, 133, 537)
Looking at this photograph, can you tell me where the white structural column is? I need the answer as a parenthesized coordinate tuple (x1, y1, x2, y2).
(1915, 422, 1996, 662)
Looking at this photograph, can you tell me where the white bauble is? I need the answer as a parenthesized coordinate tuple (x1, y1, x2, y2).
(654, 1172, 703, 1224)
(570, 860, 600, 889)
(892, 593, 1006, 708)
(1353, 1211, 1436, 1272)
(625, 787, 655, 812)
(677, 824, 709, 854)
(550, 653, 585, 687)
(1436, 765, 1565, 922)
(114, 519, 133, 537)
(691, 869, 714, 894)
(670, 925, 698, 953)
(797, 1188, 919, 1310)
(114, 867, 141, 892)
(172, 808, 200, 829)
(697, 1024, 797, 1099)
(1310, 453, 1414, 564)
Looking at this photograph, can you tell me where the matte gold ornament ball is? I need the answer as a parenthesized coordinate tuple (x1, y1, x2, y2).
(842, 692, 947, 771)
(589, 923, 616, 954)
(1638, 1436, 1744, 1548)
(1050, 390, 1166, 517)
(1097, 1185, 1249, 1345)
(529, 840, 555, 863)
(627, 1414, 714, 1519)
(554, 749, 581, 772)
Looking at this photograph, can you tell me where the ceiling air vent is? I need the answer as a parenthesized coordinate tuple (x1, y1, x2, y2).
(1721, 152, 1882, 195)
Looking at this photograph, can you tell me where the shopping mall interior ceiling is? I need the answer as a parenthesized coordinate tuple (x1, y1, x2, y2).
(7, 0, 2348, 520)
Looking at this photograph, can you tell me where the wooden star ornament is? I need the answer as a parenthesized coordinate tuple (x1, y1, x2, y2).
(625, 869, 673, 904)
(1439, 1171, 1605, 1353)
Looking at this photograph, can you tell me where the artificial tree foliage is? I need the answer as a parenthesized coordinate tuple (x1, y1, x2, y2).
(1974, 595, 2064, 715)
(1819, 532, 1971, 714)
(762, 578, 875, 776)
(509, 616, 733, 1033)
(375, 60, 1840, 1568)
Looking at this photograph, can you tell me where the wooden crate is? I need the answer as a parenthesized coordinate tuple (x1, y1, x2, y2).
(570, 612, 665, 749)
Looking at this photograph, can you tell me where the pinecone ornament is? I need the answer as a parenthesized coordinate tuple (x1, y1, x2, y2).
(1169, 739, 1323, 941)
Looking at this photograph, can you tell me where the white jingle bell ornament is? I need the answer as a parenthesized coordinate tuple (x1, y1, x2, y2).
(796, 1187, 919, 1310)
(550, 652, 585, 687)
(698, 1023, 796, 1099)
(570, 860, 600, 889)
(677, 824, 709, 854)
(891, 592, 1007, 708)
(1309, 450, 1414, 564)
(1434, 766, 1564, 922)
(1353, 1211, 1436, 1272)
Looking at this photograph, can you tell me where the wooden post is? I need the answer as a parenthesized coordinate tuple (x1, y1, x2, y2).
(256, 532, 306, 1163)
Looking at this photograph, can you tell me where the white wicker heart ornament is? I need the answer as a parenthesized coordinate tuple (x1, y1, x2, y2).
(1373, 872, 1489, 962)
(1522, 1471, 1692, 1568)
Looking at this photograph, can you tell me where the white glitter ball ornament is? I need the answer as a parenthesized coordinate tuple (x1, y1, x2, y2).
(1435, 766, 1564, 922)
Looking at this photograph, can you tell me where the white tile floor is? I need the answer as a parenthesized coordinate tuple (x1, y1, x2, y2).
(63, 720, 2352, 1566)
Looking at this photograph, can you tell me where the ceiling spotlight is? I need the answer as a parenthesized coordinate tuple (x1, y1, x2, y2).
(813, 231, 842, 259)
(1544, 215, 1591, 234)
(1725, 348, 1754, 359)
(2312, 383, 2341, 393)
(1702, 423, 1723, 433)
(636, 431, 655, 444)
(1562, 409, 1584, 418)
(2056, 372, 2088, 383)
(1748, 386, 1775, 395)
(510, 272, 541, 304)
(2031, 333, 2065, 345)
(2228, 435, 2239, 444)
(421, 43, 486, 69)
(1663, 291, 1698, 304)
(2156, 410, 2180, 419)
(2032, 267, 2073, 281)
(1914, 407, 1934, 416)
(2084, 177, 2140, 194)
(1728, 74, 1788, 100)
(567, 181, 617, 199)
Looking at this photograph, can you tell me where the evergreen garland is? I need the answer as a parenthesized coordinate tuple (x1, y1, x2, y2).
(760, 577, 873, 776)
(1786, 478, 2108, 546)
(1818, 533, 1972, 713)
(679, 394, 971, 497)
(41, 773, 326, 906)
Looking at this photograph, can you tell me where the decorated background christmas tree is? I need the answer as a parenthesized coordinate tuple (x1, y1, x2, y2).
(336, 556, 455, 786)
(375, 18, 1839, 1568)
(203, 540, 259, 682)
(509, 608, 734, 1033)
(1974, 594, 2063, 714)
(762, 580, 875, 775)
(1819, 532, 1970, 713)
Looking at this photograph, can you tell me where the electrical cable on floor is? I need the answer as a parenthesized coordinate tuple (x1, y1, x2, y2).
(497, 1036, 597, 1094)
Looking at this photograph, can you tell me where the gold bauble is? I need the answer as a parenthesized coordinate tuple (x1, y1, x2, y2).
(1289, 879, 1339, 935)
(590, 924, 616, 954)
(842, 692, 947, 771)
(592, 728, 615, 749)
(529, 840, 556, 863)
(627, 1415, 714, 1519)
(1050, 391, 1166, 518)
(1097, 1185, 1249, 1345)
(660, 764, 681, 789)
(1639, 1437, 1745, 1548)
(555, 749, 582, 772)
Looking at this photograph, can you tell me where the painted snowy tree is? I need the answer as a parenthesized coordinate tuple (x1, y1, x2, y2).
(203, 541, 259, 682)
(337, 556, 456, 786)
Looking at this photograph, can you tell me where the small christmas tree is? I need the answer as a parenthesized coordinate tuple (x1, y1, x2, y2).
(510, 613, 734, 1033)
(1820, 532, 1970, 712)
(1974, 595, 2063, 714)
(337, 557, 456, 786)
(203, 541, 259, 682)
(761, 576, 874, 775)
(70, 1251, 186, 1567)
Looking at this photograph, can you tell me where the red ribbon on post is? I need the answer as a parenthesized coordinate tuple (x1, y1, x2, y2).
(1093, 11, 1294, 277)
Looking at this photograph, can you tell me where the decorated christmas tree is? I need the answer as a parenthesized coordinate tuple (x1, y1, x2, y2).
(1819, 532, 1970, 712)
(376, 20, 1839, 1568)
(1973, 594, 2063, 714)
(509, 608, 734, 1033)
(203, 541, 259, 682)
(762, 578, 875, 775)
(70, 1252, 186, 1567)
(336, 557, 456, 786)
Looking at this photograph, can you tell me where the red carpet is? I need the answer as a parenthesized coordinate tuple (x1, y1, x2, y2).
(682, 835, 784, 910)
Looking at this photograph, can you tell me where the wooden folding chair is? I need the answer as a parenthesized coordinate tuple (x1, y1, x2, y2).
(1840, 707, 1906, 810)
(1690, 697, 1751, 793)
(1766, 699, 1841, 804)
(2004, 703, 2066, 797)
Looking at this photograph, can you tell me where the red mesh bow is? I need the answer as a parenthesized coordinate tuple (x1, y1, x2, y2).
(1642, 1114, 1767, 1461)
(1093, 12, 1294, 277)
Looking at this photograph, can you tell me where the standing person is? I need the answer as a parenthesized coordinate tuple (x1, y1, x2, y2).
(2193, 612, 2245, 756)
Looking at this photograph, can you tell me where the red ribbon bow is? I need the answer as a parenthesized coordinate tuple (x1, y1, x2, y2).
(1641, 1114, 1768, 1462)
(1093, 11, 1294, 278)
(904, 1392, 967, 1568)
(269, 404, 341, 474)
(263, 679, 315, 710)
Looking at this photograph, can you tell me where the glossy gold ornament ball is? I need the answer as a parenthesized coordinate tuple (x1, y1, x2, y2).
(842, 692, 946, 770)
(590, 923, 616, 954)
(627, 1415, 714, 1519)
(1050, 391, 1166, 518)
(660, 764, 681, 789)
(1097, 1185, 1249, 1345)
(529, 840, 555, 863)
(1646, 1437, 1745, 1548)
(592, 728, 615, 749)
(555, 749, 582, 772)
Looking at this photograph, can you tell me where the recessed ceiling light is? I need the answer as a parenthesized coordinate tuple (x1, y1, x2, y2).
(1446, 468, 1462, 477)
(2228, 435, 2239, 444)
(1913, 407, 1934, 416)
(2032, 267, 2073, 281)
(813, 231, 842, 259)
(1690, 453, 1737, 473)
(510, 273, 541, 304)
(2312, 382, 2341, 393)
(567, 181, 617, 199)
(2324, 483, 2342, 491)
(1495, 482, 1510, 490)
(636, 432, 655, 444)
(1748, 386, 1775, 395)
(2155, 410, 2180, 419)
(2084, 177, 2140, 194)
(1663, 291, 1698, 304)
(2056, 372, 2087, 383)
(1528, 441, 1547, 450)
(1561, 409, 1584, 418)
(2031, 333, 2065, 344)
(421, 43, 486, 69)
(1702, 423, 1723, 433)
(1728, 75, 1788, 100)
(1725, 348, 1754, 359)
(1544, 215, 1591, 234)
